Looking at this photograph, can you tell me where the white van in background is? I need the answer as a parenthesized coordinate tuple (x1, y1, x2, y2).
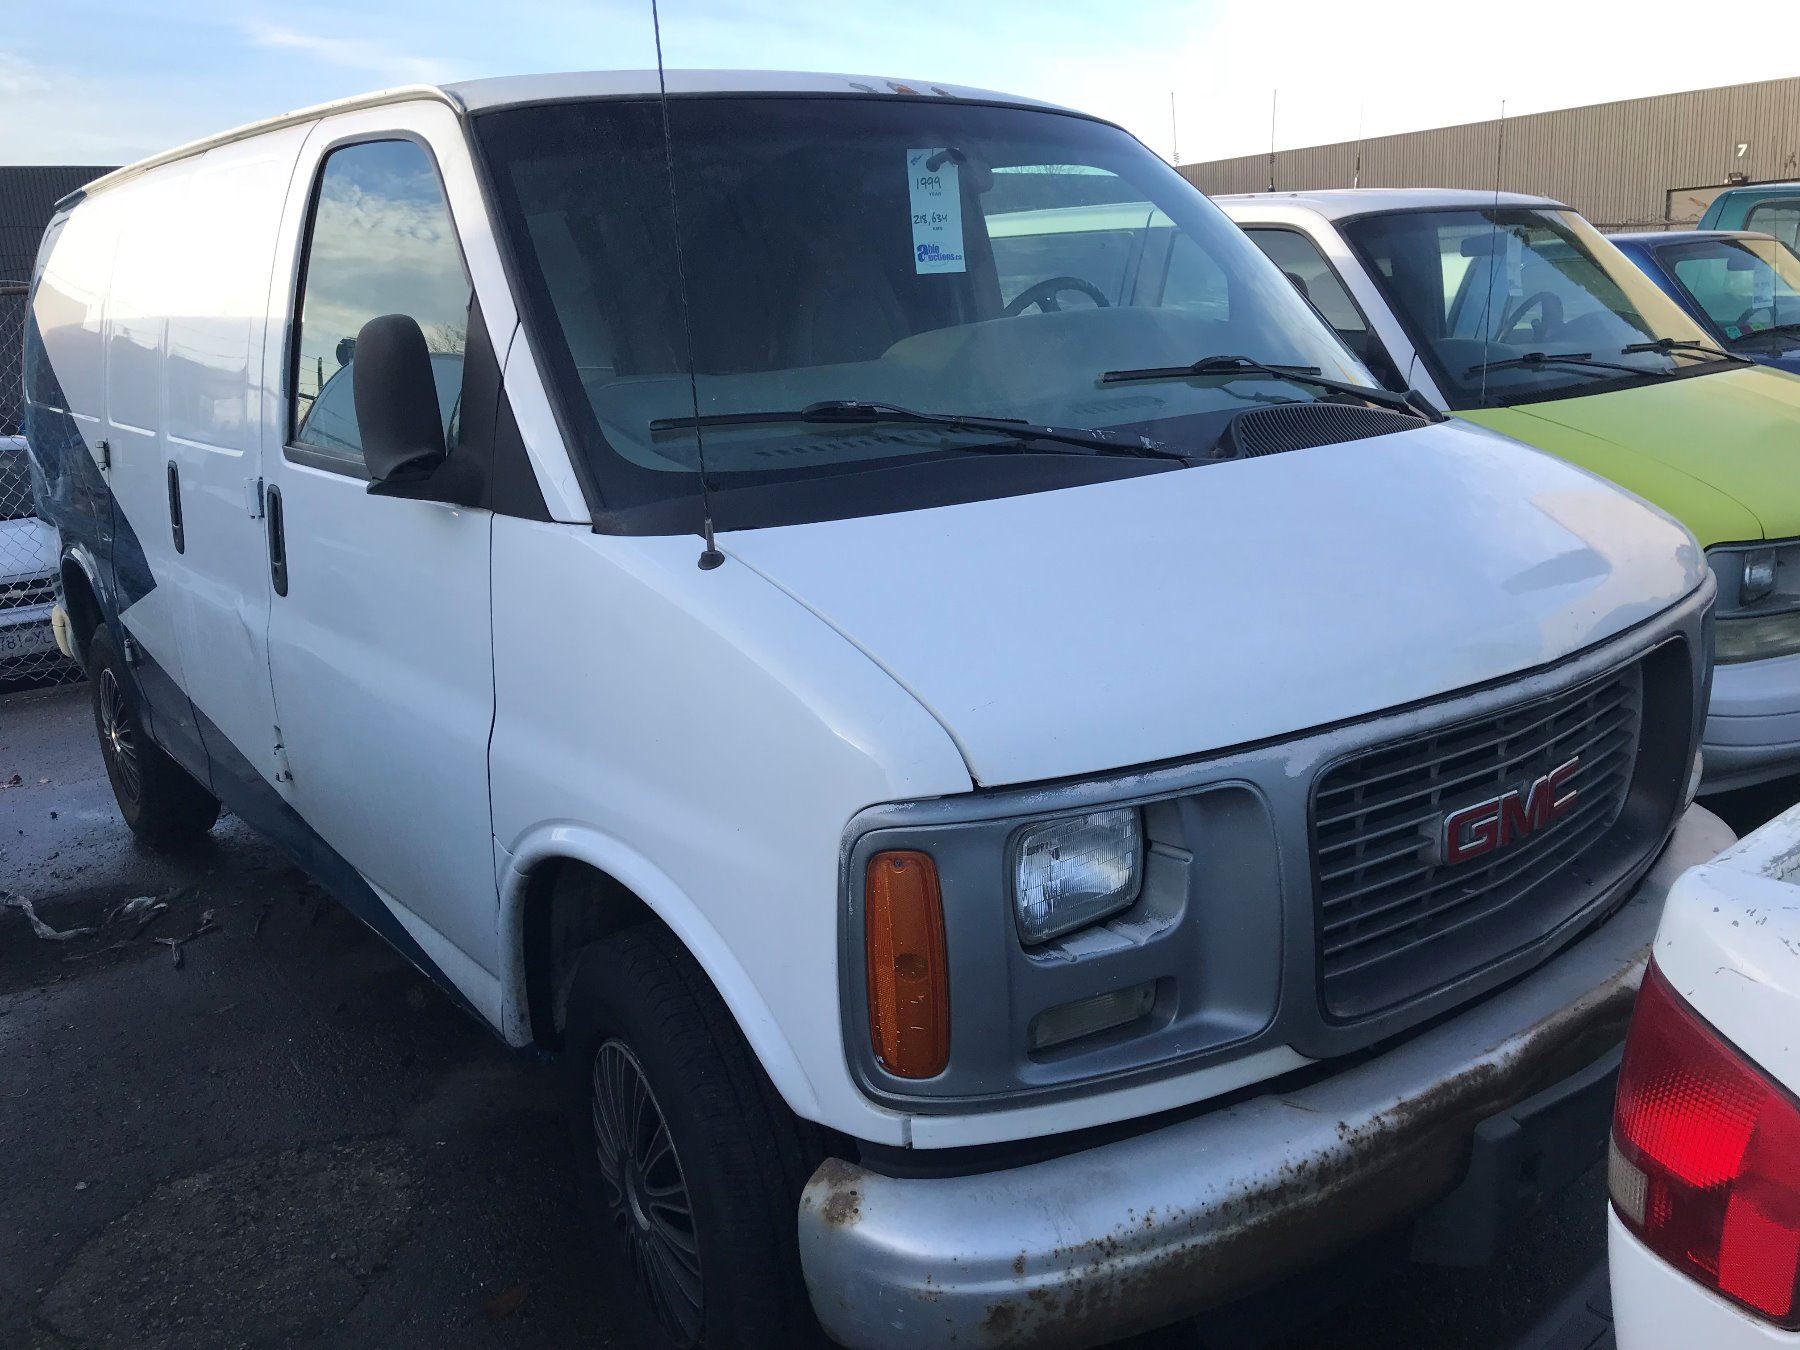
(27, 71, 1728, 1347)
(0, 434, 61, 674)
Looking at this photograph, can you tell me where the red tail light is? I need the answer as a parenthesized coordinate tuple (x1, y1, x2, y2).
(1610, 959, 1800, 1327)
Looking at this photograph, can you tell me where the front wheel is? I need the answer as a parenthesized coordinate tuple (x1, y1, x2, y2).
(564, 925, 825, 1348)
(89, 623, 220, 848)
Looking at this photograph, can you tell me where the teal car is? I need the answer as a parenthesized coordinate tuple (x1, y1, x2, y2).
(1699, 184, 1800, 253)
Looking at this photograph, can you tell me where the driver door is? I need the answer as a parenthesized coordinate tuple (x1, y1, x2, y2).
(261, 111, 500, 987)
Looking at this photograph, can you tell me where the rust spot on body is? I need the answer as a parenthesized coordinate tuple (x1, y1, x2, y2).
(812, 1157, 864, 1228)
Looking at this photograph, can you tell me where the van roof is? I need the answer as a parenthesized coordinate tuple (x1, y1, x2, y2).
(1212, 188, 1567, 221)
(72, 70, 1076, 204)
(444, 69, 1070, 112)
(1608, 229, 1775, 246)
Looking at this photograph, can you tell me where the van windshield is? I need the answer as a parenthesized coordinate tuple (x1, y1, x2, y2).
(1341, 207, 1726, 410)
(1658, 235, 1800, 349)
(473, 95, 1381, 531)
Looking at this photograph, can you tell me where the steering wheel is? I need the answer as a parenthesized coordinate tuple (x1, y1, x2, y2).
(1003, 275, 1111, 317)
(1495, 290, 1563, 344)
(1732, 303, 1775, 332)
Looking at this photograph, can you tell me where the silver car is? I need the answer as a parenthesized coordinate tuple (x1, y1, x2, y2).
(0, 434, 60, 673)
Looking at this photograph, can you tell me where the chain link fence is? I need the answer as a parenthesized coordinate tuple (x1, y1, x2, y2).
(1, 279, 80, 688)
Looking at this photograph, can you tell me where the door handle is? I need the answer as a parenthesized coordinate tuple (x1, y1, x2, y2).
(166, 461, 185, 554)
(266, 484, 288, 597)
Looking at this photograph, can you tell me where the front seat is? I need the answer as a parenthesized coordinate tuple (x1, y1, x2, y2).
(782, 232, 912, 367)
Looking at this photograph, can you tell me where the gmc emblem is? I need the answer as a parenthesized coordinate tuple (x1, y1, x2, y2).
(1439, 758, 1580, 865)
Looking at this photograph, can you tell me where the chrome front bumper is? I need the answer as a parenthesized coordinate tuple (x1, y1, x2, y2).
(798, 805, 1734, 1350)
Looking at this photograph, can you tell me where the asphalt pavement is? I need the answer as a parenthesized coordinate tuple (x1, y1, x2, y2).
(2, 677, 1793, 1349)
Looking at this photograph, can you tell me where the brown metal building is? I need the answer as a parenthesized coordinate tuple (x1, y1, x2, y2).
(1177, 77, 1800, 230)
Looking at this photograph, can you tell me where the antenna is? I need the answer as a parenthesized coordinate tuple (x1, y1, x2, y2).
(1267, 89, 1278, 192)
(1476, 98, 1508, 409)
(1353, 103, 1365, 189)
(650, 0, 724, 570)
(1170, 91, 1179, 165)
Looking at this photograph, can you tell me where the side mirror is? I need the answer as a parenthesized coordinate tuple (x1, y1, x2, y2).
(352, 313, 446, 487)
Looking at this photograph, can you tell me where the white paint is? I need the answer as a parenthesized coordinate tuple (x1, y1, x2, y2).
(488, 517, 972, 1144)
(725, 421, 1701, 787)
(1650, 802, 1800, 1099)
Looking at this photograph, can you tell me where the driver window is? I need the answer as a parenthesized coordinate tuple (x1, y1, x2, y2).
(291, 138, 471, 470)
(1242, 229, 1366, 336)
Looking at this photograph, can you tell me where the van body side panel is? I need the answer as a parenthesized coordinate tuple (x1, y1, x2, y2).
(159, 126, 311, 789)
(486, 519, 972, 1141)
(28, 189, 204, 770)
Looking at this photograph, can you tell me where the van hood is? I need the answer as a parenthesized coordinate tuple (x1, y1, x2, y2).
(1462, 364, 1800, 546)
(721, 423, 1701, 788)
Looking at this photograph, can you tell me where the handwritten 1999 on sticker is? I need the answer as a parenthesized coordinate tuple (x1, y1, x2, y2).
(907, 148, 966, 275)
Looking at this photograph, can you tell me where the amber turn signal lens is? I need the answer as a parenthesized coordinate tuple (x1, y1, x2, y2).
(864, 850, 949, 1079)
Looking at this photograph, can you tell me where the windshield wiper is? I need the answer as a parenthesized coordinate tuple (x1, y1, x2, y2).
(1619, 337, 1749, 364)
(649, 400, 1198, 462)
(1100, 354, 1440, 421)
(1464, 350, 1660, 379)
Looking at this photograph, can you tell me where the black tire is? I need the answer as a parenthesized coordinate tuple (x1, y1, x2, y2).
(564, 924, 826, 1349)
(89, 623, 220, 849)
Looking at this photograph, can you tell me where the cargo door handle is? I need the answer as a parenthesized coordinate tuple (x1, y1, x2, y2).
(166, 461, 185, 554)
(266, 484, 287, 597)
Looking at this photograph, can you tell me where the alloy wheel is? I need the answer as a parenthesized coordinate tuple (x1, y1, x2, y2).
(591, 1038, 703, 1344)
(98, 668, 141, 803)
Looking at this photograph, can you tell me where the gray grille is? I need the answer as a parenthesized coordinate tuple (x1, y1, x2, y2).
(1312, 660, 1644, 1017)
(0, 576, 54, 609)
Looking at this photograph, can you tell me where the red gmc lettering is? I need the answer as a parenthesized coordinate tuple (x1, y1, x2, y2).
(1441, 757, 1580, 865)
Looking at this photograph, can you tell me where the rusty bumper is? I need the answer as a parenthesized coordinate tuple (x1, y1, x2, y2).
(797, 804, 1733, 1350)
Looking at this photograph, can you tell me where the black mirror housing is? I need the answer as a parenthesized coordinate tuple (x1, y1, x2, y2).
(353, 313, 447, 486)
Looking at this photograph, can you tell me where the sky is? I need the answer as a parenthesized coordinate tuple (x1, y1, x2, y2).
(4, 1, 1800, 168)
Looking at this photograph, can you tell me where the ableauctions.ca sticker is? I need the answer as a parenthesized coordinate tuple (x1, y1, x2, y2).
(908, 148, 966, 274)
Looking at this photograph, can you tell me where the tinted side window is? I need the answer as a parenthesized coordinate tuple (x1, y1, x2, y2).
(1242, 229, 1367, 335)
(291, 139, 471, 467)
(1747, 203, 1800, 253)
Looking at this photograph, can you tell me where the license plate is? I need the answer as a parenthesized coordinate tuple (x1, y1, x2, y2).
(0, 621, 57, 658)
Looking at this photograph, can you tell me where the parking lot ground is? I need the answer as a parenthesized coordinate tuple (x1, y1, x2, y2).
(0, 678, 1785, 1348)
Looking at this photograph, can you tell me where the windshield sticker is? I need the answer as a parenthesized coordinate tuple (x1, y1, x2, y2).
(908, 148, 966, 274)
(1504, 230, 1525, 297)
(1754, 260, 1776, 310)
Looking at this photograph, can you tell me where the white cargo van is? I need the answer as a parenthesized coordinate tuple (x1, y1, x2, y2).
(26, 71, 1729, 1348)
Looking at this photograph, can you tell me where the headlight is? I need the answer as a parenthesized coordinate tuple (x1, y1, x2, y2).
(1742, 548, 1779, 605)
(1716, 611, 1800, 663)
(1012, 807, 1143, 945)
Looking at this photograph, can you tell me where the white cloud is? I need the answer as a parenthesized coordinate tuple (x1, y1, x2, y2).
(240, 18, 455, 85)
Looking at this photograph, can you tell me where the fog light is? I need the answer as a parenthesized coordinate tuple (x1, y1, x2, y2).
(1716, 611, 1800, 664)
(1013, 808, 1143, 945)
(1744, 549, 1780, 605)
(1028, 982, 1156, 1051)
